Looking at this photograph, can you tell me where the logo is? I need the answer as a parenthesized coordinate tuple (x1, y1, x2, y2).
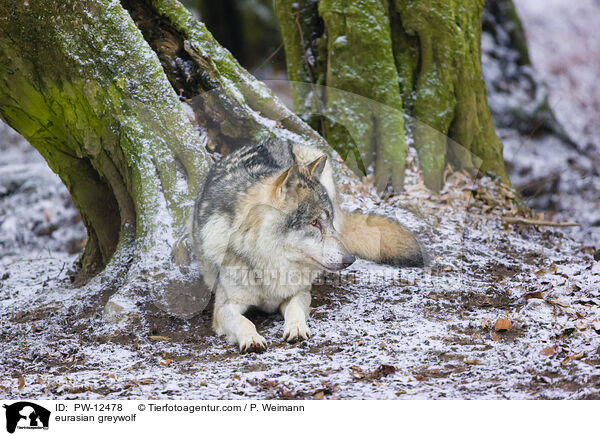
(2, 402, 50, 434)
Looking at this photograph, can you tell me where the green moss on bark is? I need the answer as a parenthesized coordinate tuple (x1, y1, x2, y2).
(318, 0, 406, 191)
(0, 0, 209, 280)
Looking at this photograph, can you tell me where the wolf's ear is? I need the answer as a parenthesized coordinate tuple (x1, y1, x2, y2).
(307, 155, 327, 180)
(274, 164, 300, 197)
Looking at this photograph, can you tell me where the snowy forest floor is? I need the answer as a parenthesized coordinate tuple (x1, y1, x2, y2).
(1, 0, 599, 399)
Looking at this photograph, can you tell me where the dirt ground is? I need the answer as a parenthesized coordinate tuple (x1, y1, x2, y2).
(1, 142, 599, 399)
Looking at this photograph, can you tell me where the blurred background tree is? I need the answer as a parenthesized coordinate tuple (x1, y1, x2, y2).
(181, 0, 285, 71)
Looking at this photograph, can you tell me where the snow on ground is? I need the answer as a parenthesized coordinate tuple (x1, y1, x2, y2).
(1, 131, 599, 399)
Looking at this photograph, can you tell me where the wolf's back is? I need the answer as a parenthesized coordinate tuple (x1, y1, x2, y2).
(341, 212, 424, 267)
(192, 140, 296, 244)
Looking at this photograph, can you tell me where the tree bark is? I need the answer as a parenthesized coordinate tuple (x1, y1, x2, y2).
(0, 0, 337, 320)
(276, 0, 510, 191)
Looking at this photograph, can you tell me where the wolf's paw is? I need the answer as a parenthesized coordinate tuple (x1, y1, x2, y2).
(283, 321, 311, 343)
(238, 332, 268, 354)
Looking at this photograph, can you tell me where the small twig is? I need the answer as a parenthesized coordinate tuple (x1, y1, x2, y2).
(53, 262, 66, 280)
(502, 216, 580, 227)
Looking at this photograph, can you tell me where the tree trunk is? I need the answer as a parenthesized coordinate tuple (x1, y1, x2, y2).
(0, 0, 337, 320)
(275, 0, 510, 191)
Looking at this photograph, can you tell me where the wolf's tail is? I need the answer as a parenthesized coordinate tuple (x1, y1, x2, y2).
(341, 212, 424, 267)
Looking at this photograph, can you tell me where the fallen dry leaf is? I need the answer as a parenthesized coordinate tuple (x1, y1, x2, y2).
(548, 299, 569, 308)
(561, 351, 584, 365)
(314, 391, 324, 400)
(535, 263, 557, 277)
(524, 291, 544, 301)
(492, 332, 500, 341)
(350, 366, 365, 379)
(149, 335, 171, 342)
(375, 365, 396, 377)
(494, 318, 511, 332)
(17, 377, 25, 390)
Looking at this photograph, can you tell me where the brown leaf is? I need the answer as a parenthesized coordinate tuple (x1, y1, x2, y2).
(350, 366, 364, 379)
(535, 263, 557, 277)
(492, 332, 500, 341)
(376, 365, 396, 377)
(541, 347, 555, 356)
(494, 318, 511, 332)
(314, 391, 324, 400)
(561, 351, 584, 365)
(524, 291, 544, 301)
(17, 377, 25, 390)
(149, 335, 171, 342)
(465, 359, 482, 365)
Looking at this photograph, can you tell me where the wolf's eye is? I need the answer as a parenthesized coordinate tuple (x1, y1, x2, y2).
(310, 219, 322, 231)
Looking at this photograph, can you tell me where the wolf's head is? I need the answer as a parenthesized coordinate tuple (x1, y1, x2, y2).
(269, 156, 355, 272)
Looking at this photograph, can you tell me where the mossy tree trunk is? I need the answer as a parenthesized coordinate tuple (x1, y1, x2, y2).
(276, 0, 510, 191)
(0, 0, 336, 320)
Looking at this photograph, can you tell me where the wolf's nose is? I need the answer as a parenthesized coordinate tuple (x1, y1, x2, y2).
(342, 254, 356, 268)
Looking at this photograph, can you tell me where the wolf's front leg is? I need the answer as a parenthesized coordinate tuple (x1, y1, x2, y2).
(280, 291, 311, 343)
(213, 292, 267, 353)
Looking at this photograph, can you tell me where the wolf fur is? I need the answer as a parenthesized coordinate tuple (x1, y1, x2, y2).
(192, 139, 423, 352)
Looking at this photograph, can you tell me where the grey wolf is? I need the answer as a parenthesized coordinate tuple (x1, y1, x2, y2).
(192, 139, 423, 352)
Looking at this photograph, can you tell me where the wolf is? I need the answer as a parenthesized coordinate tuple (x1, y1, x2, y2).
(192, 139, 423, 352)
